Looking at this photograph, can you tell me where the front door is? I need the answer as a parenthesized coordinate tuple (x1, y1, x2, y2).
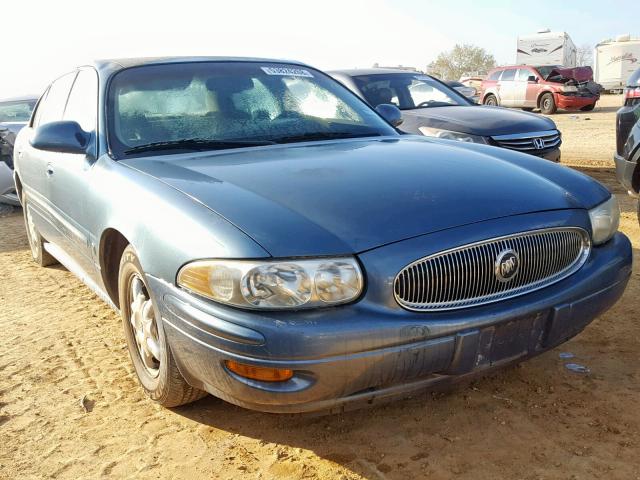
(47, 68, 100, 279)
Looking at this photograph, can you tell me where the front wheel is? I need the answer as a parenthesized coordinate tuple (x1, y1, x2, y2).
(118, 245, 206, 407)
(580, 103, 596, 112)
(539, 93, 557, 114)
(484, 94, 498, 106)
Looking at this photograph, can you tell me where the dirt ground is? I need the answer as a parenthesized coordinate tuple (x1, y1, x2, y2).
(1, 94, 638, 480)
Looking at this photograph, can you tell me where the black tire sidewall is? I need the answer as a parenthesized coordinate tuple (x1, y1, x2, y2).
(485, 95, 497, 106)
(22, 193, 46, 265)
(118, 246, 172, 402)
(540, 93, 555, 114)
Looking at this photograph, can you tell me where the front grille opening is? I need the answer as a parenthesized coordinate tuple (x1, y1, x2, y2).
(394, 228, 590, 311)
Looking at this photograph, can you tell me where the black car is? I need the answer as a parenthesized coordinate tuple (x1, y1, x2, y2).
(0, 96, 38, 205)
(329, 69, 562, 162)
(615, 67, 640, 222)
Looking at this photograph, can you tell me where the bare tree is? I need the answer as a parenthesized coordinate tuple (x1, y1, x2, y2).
(577, 44, 593, 67)
(427, 44, 497, 80)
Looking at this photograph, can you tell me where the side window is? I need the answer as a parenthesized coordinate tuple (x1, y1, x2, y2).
(35, 72, 77, 127)
(488, 70, 502, 81)
(500, 69, 516, 82)
(517, 69, 533, 82)
(63, 69, 99, 132)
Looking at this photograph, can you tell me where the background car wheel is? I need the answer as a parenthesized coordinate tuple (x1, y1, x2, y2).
(484, 94, 498, 106)
(521, 107, 534, 112)
(580, 104, 596, 112)
(118, 245, 206, 407)
(21, 193, 57, 267)
(540, 93, 557, 114)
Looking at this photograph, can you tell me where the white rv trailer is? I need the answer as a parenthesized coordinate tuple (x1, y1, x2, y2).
(594, 35, 640, 91)
(517, 30, 577, 67)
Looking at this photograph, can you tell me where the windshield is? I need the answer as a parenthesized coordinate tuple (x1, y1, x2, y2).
(107, 62, 397, 157)
(534, 65, 561, 79)
(352, 74, 471, 110)
(0, 100, 36, 123)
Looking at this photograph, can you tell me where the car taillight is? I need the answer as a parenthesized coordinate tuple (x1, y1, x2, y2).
(625, 86, 640, 100)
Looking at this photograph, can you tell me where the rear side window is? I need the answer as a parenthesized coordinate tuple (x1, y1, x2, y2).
(64, 69, 99, 132)
(487, 70, 502, 81)
(500, 69, 516, 81)
(35, 72, 77, 127)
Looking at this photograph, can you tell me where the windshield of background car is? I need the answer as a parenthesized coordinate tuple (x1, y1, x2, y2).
(107, 62, 397, 157)
(352, 74, 470, 110)
(0, 100, 36, 122)
(534, 66, 561, 79)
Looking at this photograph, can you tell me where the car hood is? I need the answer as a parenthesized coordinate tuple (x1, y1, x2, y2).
(545, 66, 594, 83)
(122, 136, 609, 256)
(400, 106, 555, 136)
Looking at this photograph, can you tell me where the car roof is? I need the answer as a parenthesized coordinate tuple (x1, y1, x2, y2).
(91, 56, 309, 73)
(0, 95, 39, 103)
(328, 68, 425, 77)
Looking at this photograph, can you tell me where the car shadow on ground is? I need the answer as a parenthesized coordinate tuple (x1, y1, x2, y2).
(171, 373, 506, 478)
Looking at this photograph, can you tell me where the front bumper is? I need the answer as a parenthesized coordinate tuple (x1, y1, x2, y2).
(533, 147, 561, 162)
(614, 153, 639, 197)
(149, 226, 632, 414)
(555, 93, 598, 110)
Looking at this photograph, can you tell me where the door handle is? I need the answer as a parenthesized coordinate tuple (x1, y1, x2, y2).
(46, 164, 54, 176)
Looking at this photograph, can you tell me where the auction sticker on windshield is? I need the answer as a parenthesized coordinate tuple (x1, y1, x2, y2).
(261, 67, 314, 77)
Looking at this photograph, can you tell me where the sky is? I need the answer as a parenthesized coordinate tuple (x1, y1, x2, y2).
(1, 0, 637, 98)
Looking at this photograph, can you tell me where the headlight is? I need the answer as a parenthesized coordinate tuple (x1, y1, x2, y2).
(177, 257, 363, 309)
(588, 196, 620, 245)
(418, 126, 487, 144)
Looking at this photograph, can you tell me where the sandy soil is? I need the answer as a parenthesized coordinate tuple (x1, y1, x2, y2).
(1, 94, 639, 480)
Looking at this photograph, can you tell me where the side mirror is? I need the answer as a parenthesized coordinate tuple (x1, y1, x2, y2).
(31, 121, 91, 155)
(375, 103, 403, 127)
(527, 76, 538, 83)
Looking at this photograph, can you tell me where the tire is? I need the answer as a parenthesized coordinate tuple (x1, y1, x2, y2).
(580, 103, 595, 112)
(484, 94, 498, 106)
(118, 245, 206, 407)
(521, 107, 534, 112)
(22, 192, 57, 267)
(539, 93, 557, 114)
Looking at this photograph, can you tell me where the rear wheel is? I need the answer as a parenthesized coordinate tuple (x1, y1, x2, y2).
(521, 107, 534, 112)
(22, 193, 57, 267)
(580, 103, 596, 112)
(484, 94, 498, 106)
(118, 245, 206, 407)
(539, 93, 557, 114)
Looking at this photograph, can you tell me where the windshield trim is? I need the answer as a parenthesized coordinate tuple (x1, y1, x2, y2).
(105, 61, 400, 160)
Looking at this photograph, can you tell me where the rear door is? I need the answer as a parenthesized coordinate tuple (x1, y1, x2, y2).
(18, 72, 77, 246)
(497, 68, 516, 106)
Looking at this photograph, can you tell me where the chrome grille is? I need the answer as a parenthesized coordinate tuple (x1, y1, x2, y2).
(394, 228, 590, 311)
(491, 130, 561, 152)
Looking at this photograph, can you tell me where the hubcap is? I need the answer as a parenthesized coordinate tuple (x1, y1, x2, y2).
(129, 275, 161, 377)
(25, 205, 40, 257)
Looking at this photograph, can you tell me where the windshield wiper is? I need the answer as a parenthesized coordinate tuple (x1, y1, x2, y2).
(270, 131, 382, 144)
(124, 138, 276, 154)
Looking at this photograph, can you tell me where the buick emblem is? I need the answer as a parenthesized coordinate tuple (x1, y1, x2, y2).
(495, 249, 520, 282)
(532, 137, 545, 150)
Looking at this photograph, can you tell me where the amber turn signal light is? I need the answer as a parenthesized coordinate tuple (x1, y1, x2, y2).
(225, 360, 294, 382)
